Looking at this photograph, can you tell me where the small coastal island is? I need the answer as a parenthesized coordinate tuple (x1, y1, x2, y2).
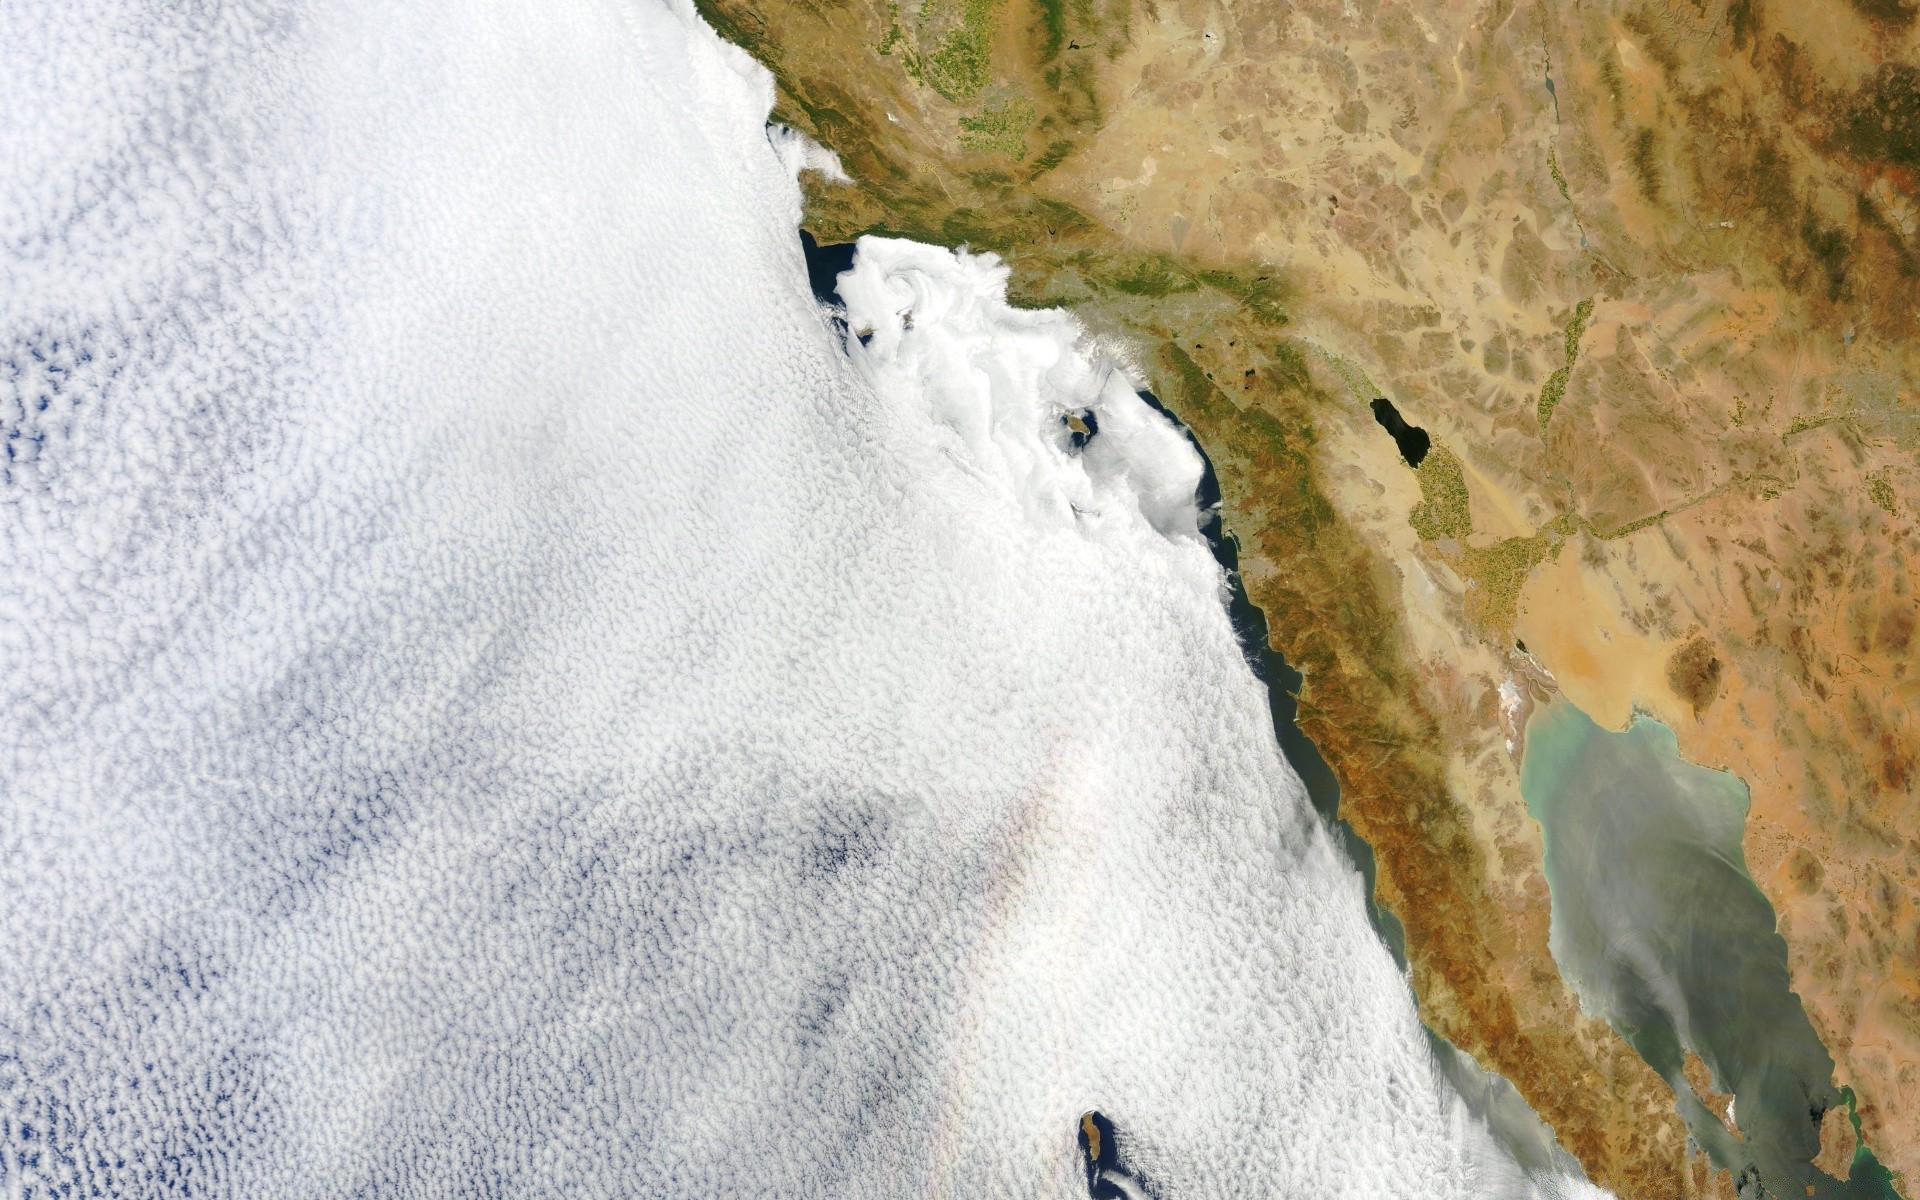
(708, 0, 1920, 1190)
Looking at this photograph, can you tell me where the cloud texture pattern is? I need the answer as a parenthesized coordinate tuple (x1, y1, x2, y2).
(1, 1, 1609, 1196)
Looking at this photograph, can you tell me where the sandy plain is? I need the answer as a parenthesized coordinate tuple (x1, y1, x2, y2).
(700, 0, 1920, 1189)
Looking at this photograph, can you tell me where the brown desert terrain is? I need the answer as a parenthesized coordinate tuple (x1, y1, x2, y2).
(698, 0, 1920, 1190)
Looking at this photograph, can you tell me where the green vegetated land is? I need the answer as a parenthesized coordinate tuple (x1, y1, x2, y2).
(1406, 445, 1562, 633)
(686, 0, 1845, 1189)
(1536, 298, 1593, 431)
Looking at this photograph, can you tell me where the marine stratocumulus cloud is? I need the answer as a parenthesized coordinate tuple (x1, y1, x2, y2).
(1, 1, 1607, 1196)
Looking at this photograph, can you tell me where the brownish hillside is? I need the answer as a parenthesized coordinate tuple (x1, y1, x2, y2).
(700, 0, 1920, 1189)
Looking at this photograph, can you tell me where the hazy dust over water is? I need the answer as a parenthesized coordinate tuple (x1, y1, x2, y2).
(1520, 702, 1900, 1199)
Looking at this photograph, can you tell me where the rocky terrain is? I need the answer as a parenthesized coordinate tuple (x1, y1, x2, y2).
(699, 0, 1920, 1190)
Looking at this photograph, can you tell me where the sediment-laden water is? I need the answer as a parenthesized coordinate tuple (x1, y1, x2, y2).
(1521, 700, 1901, 1199)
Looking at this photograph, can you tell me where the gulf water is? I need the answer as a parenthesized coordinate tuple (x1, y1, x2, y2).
(1521, 701, 1900, 1198)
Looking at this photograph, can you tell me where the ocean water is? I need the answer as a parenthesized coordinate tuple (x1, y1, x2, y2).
(804, 229, 1581, 1193)
(1521, 702, 1899, 1199)
(2, 0, 1605, 1195)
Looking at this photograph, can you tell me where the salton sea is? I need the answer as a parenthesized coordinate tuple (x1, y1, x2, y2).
(1, 3, 1614, 1180)
(801, 231, 1592, 1189)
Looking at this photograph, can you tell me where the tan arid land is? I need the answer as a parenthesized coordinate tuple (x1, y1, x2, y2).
(698, 0, 1920, 1191)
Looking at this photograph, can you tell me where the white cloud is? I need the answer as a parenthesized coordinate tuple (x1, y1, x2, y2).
(769, 124, 852, 183)
(0, 0, 1610, 1196)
